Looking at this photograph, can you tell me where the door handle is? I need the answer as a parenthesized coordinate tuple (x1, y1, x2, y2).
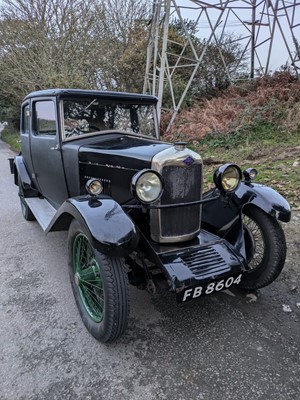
(50, 144, 60, 151)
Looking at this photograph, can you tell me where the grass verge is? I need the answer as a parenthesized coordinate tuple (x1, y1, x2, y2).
(1, 127, 20, 152)
(189, 127, 300, 208)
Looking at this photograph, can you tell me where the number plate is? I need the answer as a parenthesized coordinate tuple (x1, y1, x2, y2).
(177, 274, 243, 303)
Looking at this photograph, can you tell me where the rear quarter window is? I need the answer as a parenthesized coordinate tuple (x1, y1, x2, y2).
(21, 104, 30, 134)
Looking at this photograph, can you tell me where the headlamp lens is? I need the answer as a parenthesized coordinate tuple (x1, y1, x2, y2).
(133, 171, 163, 204)
(222, 166, 241, 191)
(214, 163, 242, 193)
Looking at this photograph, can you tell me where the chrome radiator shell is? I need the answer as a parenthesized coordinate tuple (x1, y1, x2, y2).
(150, 146, 202, 243)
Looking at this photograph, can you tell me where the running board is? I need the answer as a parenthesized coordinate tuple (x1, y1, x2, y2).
(25, 198, 56, 231)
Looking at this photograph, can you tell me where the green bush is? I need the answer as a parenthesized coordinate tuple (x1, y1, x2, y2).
(1, 126, 21, 152)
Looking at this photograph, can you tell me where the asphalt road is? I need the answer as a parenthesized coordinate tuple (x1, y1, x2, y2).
(0, 139, 300, 400)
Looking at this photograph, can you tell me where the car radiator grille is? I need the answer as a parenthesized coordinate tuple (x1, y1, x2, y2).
(160, 164, 202, 237)
(181, 246, 230, 279)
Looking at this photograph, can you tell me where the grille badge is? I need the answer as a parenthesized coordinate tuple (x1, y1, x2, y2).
(183, 156, 195, 166)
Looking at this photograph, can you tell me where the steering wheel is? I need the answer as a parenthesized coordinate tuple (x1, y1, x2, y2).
(89, 125, 100, 132)
(65, 128, 82, 137)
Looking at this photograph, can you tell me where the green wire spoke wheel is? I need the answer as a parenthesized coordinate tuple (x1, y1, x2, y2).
(72, 233, 104, 323)
(68, 219, 129, 343)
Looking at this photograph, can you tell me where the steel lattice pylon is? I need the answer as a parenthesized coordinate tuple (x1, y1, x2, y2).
(143, 0, 300, 131)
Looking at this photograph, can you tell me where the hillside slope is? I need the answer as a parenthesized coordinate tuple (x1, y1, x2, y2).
(162, 72, 300, 208)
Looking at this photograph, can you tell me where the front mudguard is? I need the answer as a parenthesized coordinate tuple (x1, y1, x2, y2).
(47, 196, 139, 257)
(236, 182, 291, 222)
(202, 182, 291, 258)
(202, 182, 291, 230)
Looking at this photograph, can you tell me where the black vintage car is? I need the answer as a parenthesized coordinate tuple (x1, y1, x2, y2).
(10, 89, 291, 343)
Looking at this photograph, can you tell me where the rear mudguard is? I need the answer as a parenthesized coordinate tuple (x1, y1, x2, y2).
(13, 155, 38, 196)
(47, 196, 139, 257)
(202, 182, 291, 258)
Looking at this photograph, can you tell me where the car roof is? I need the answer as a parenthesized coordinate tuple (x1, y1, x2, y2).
(24, 89, 158, 103)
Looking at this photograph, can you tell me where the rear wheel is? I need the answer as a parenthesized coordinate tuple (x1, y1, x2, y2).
(240, 207, 286, 290)
(18, 177, 35, 221)
(68, 219, 129, 342)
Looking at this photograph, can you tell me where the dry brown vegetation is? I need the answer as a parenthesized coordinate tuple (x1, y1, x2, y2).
(162, 72, 300, 140)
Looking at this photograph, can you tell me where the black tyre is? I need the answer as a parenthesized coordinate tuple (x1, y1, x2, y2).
(68, 219, 129, 343)
(240, 206, 286, 290)
(18, 177, 35, 221)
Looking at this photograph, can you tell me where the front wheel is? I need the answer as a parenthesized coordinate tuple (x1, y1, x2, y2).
(68, 219, 129, 342)
(240, 206, 287, 290)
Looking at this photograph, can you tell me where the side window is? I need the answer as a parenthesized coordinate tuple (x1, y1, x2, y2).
(33, 100, 57, 136)
(21, 104, 30, 134)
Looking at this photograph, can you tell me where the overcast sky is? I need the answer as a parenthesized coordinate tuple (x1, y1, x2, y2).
(173, 0, 300, 72)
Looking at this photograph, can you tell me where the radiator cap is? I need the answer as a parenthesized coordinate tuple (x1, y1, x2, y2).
(174, 141, 188, 151)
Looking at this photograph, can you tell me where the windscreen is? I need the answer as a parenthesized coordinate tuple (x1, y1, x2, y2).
(62, 97, 157, 139)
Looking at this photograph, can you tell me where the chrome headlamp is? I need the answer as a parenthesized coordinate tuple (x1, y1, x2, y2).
(131, 170, 164, 204)
(85, 179, 103, 196)
(214, 163, 242, 193)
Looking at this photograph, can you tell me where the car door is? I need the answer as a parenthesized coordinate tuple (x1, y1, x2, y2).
(30, 97, 69, 208)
